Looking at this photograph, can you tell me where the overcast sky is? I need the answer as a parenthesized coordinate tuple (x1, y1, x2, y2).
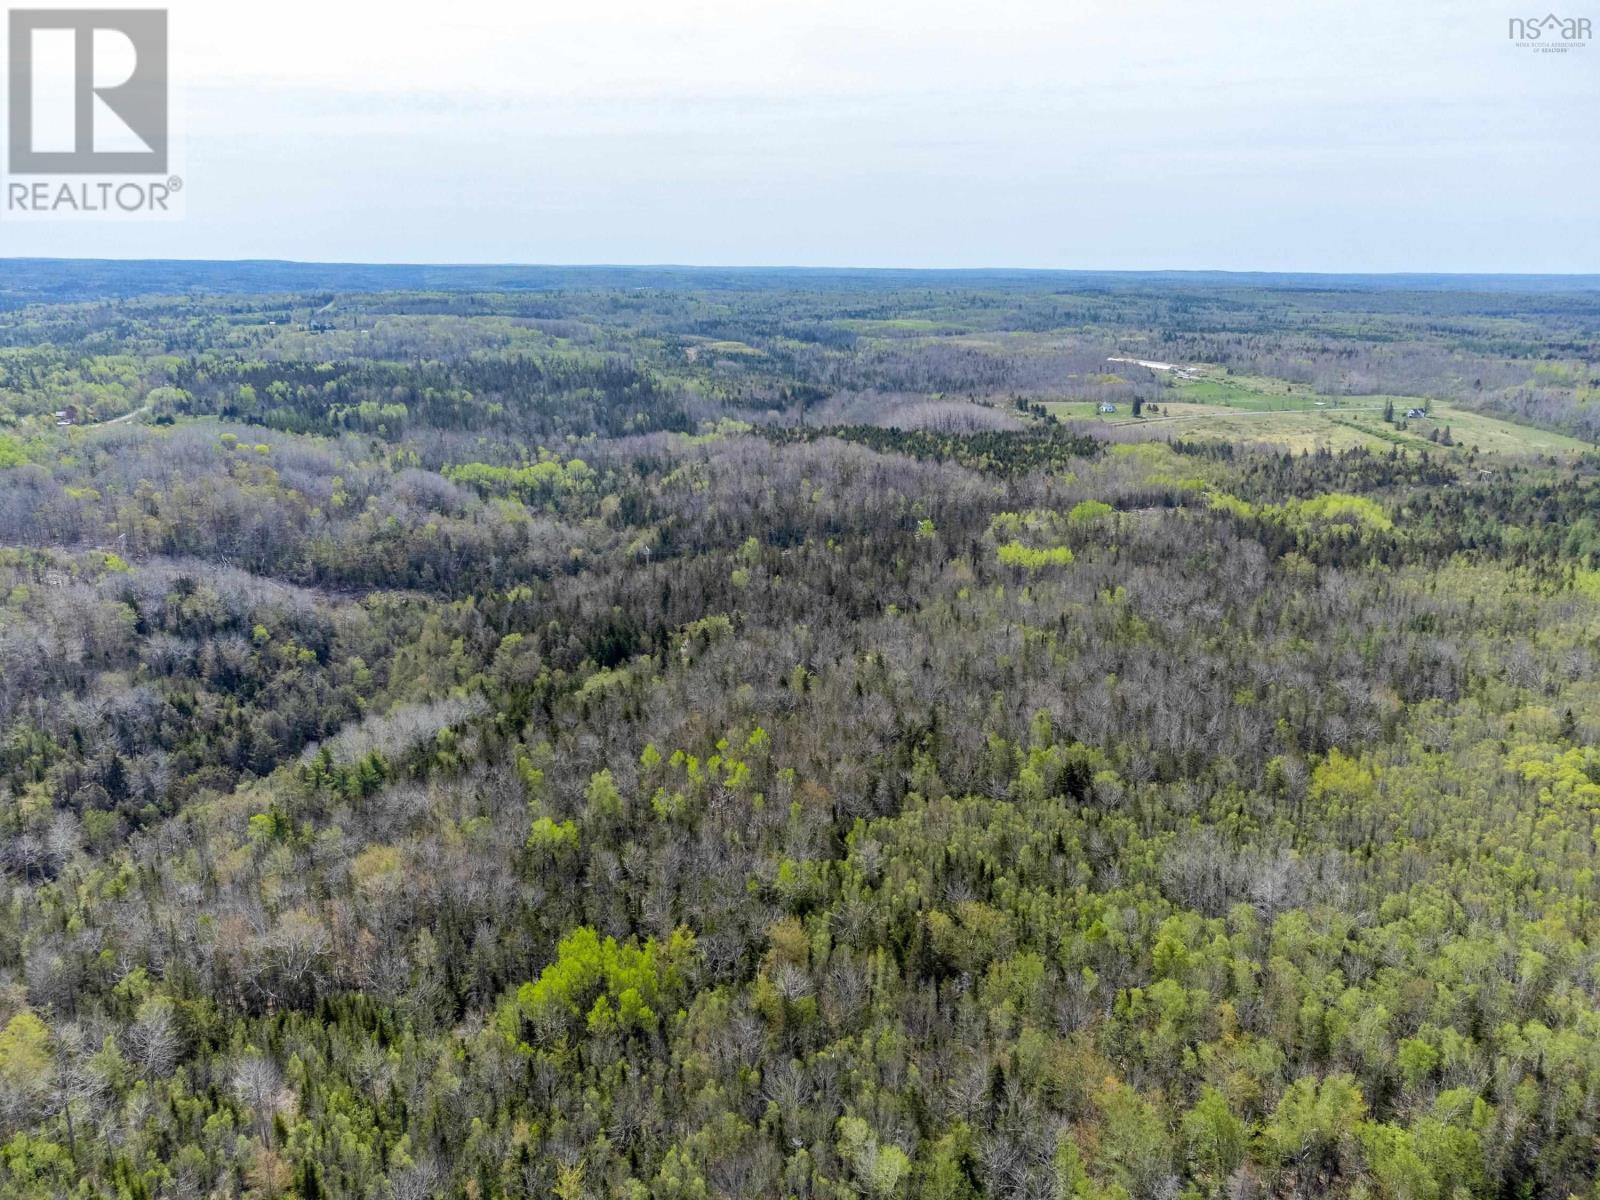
(3, 0, 1597, 270)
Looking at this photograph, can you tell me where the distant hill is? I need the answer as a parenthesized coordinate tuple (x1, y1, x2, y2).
(2, 258, 1600, 308)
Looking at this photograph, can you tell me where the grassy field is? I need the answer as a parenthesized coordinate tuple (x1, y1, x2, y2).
(1148, 407, 1393, 454)
(1389, 404, 1593, 456)
(1043, 380, 1595, 458)
(1170, 373, 1322, 410)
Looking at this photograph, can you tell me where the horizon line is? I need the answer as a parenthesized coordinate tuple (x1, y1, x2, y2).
(4, 256, 1600, 280)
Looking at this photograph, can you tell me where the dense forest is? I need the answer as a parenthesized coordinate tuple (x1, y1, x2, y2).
(2, 268, 1600, 1199)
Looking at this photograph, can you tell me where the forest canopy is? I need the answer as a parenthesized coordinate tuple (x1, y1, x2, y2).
(1, 267, 1600, 1199)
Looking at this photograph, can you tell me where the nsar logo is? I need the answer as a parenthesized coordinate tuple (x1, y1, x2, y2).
(1507, 12, 1591, 49)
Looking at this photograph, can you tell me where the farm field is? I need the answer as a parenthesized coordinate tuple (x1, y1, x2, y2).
(1044, 367, 1596, 457)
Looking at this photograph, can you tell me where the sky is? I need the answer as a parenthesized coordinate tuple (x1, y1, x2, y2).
(1, 0, 1597, 271)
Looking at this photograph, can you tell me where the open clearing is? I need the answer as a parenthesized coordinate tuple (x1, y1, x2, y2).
(1046, 400, 1593, 457)
(1042, 367, 1595, 458)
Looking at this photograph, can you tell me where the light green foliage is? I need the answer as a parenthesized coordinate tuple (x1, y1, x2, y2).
(918, 1127, 977, 1200)
(1504, 739, 1600, 809)
(1181, 1087, 1246, 1183)
(527, 816, 579, 855)
(1309, 748, 1377, 808)
(509, 926, 695, 1038)
(1209, 489, 1392, 532)
(651, 1145, 709, 1199)
(446, 453, 595, 502)
(997, 541, 1075, 569)
(1093, 1081, 1174, 1196)
(0, 1133, 74, 1196)
(1207, 490, 1255, 519)
(989, 508, 1068, 541)
(1295, 492, 1393, 531)
(1068, 500, 1114, 525)
(836, 1116, 912, 1198)
(585, 768, 624, 822)
(1262, 1074, 1368, 1169)
(0, 1013, 50, 1088)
